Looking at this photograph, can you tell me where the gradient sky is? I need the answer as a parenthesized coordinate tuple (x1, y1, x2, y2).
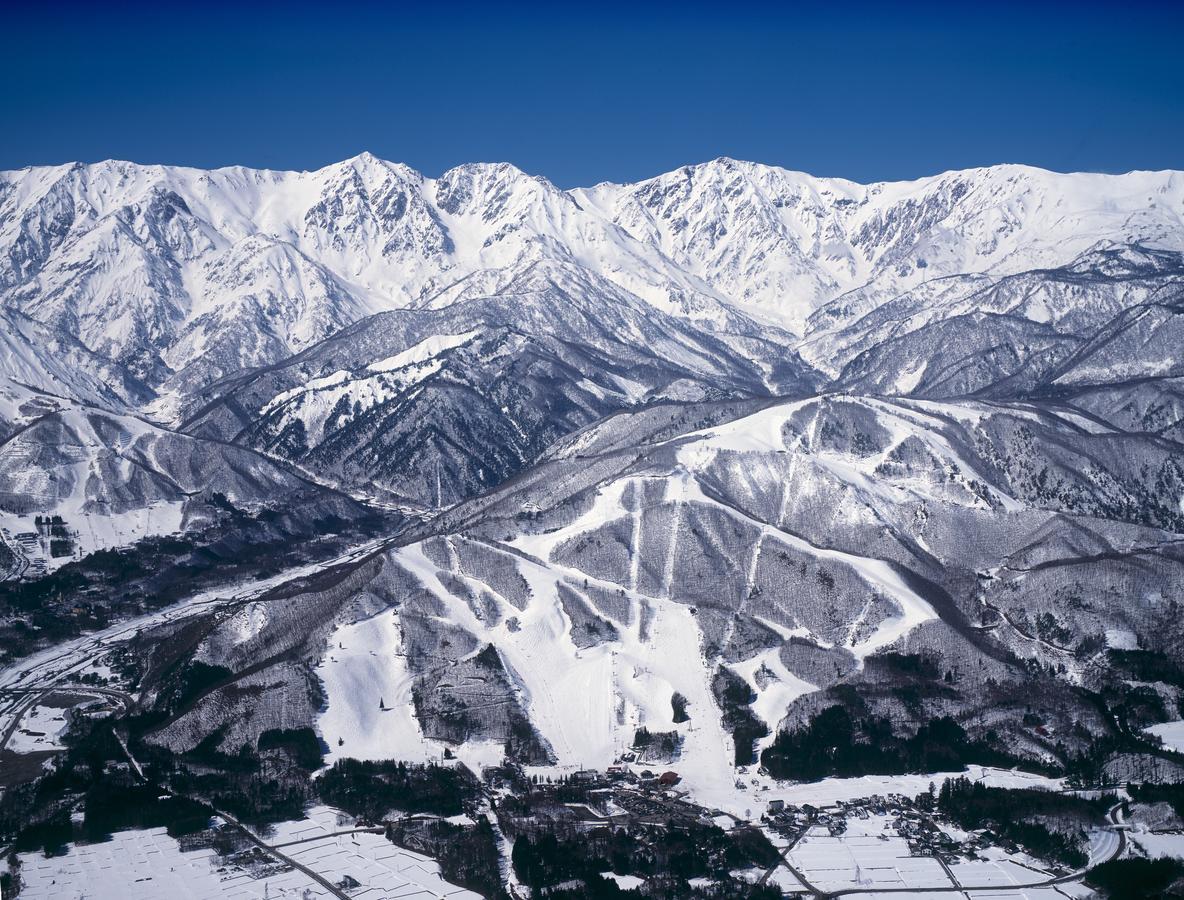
(3, 1, 1181, 186)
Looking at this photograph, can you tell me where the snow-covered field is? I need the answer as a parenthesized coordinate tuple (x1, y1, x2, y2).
(753, 766, 1062, 811)
(780, 813, 1094, 899)
(14, 806, 479, 900)
(18, 828, 243, 900)
(16, 827, 325, 900)
(7, 702, 70, 753)
(843, 888, 1089, 900)
(789, 817, 950, 891)
(946, 848, 1080, 893)
(314, 608, 505, 773)
(1145, 719, 1184, 753)
(261, 806, 481, 899)
(681, 765, 1063, 823)
(1128, 828, 1184, 861)
(0, 503, 186, 574)
(257, 331, 483, 449)
(316, 608, 436, 764)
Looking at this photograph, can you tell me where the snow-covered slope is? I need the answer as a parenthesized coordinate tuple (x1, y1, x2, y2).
(579, 160, 1184, 333)
(180, 260, 815, 505)
(358, 392, 1183, 782)
(156, 390, 1184, 798)
(1, 154, 1181, 568)
(0, 400, 365, 571)
(0, 307, 150, 433)
(4, 156, 1181, 397)
(10, 153, 1184, 863)
(804, 244, 1184, 386)
(0, 155, 734, 390)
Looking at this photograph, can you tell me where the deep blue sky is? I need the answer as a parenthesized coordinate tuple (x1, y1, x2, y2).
(4, 1, 1181, 186)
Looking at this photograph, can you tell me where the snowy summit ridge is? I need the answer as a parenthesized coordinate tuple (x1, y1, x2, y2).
(3, 154, 1180, 389)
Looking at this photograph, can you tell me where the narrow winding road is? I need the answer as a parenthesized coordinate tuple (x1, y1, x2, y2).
(0, 537, 393, 896)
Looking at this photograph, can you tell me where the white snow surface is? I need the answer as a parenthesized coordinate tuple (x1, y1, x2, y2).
(1145, 720, 1184, 753)
(790, 817, 951, 891)
(366, 330, 480, 373)
(316, 608, 438, 765)
(3, 156, 1181, 407)
(7, 702, 70, 753)
(14, 805, 480, 900)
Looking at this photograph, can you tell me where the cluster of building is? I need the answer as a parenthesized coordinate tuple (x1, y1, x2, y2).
(763, 792, 996, 863)
(1, 527, 47, 577)
(491, 766, 724, 834)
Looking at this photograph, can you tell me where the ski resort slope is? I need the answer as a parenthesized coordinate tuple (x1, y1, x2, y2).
(309, 395, 1010, 802)
(0, 400, 353, 570)
(316, 531, 747, 801)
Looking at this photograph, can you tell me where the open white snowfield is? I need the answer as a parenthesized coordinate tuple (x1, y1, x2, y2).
(0, 502, 185, 576)
(428, 532, 716, 772)
(655, 763, 1065, 829)
(1128, 828, 1184, 861)
(14, 806, 479, 900)
(316, 607, 436, 764)
(258, 329, 485, 448)
(947, 850, 1095, 896)
(6, 699, 70, 753)
(743, 766, 1064, 817)
(790, 815, 952, 892)
(0, 502, 185, 571)
(842, 888, 1090, 900)
(260, 805, 481, 899)
(781, 813, 1096, 898)
(1144, 719, 1184, 753)
(314, 606, 505, 773)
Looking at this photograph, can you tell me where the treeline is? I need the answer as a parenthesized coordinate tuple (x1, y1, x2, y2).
(0, 719, 211, 855)
(159, 732, 312, 825)
(511, 823, 778, 897)
(633, 727, 681, 757)
(387, 816, 506, 899)
(1085, 857, 1184, 899)
(712, 667, 768, 765)
(761, 706, 1028, 780)
(316, 758, 480, 820)
(938, 776, 1111, 868)
(1129, 782, 1184, 819)
(1108, 649, 1184, 689)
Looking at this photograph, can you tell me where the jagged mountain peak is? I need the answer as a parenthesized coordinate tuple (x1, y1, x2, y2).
(318, 151, 425, 185)
(2, 154, 1182, 404)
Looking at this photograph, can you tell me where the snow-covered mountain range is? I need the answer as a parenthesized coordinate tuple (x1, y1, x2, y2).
(4, 155, 1180, 388)
(3, 155, 1181, 517)
(4, 154, 1184, 852)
